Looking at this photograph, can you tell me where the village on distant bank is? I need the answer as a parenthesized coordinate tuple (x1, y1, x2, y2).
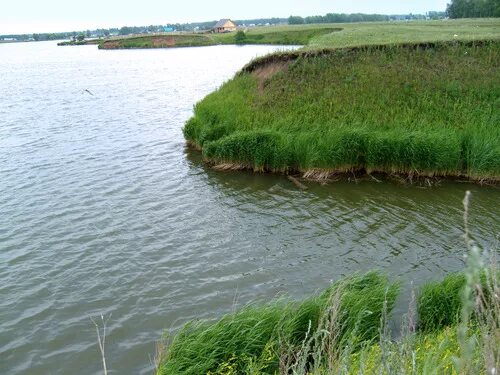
(1, 11, 450, 42)
(163, 18, 265, 34)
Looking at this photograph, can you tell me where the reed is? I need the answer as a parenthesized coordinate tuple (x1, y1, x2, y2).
(156, 265, 498, 374)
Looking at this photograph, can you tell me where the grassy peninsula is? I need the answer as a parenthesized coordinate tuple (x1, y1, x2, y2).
(183, 19, 500, 181)
(97, 26, 341, 49)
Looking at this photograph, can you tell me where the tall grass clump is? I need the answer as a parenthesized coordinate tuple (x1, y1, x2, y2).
(156, 272, 399, 375)
(417, 270, 497, 333)
(417, 272, 467, 332)
(185, 40, 500, 181)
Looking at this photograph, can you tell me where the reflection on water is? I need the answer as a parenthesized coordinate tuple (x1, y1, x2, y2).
(0, 41, 498, 375)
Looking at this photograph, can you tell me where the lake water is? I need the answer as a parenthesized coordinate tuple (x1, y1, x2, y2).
(0, 41, 498, 375)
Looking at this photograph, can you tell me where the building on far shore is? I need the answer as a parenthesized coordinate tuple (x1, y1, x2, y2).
(213, 19, 237, 33)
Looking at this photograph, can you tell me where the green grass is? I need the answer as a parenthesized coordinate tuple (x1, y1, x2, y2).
(156, 272, 399, 375)
(156, 268, 498, 374)
(417, 270, 497, 332)
(185, 39, 500, 180)
(348, 327, 481, 374)
(417, 273, 467, 332)
(308, 18, 500, 48)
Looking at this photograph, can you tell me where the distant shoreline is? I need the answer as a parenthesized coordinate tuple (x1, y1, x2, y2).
(55, 26, 340, 49)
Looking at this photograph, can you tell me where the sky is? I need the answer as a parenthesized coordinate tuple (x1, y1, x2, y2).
(1, 0, 449, 34)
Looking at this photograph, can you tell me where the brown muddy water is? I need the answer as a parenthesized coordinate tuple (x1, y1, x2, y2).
(0, 41, 498, 375)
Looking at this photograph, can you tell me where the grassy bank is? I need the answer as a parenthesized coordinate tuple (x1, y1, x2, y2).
(98, 34, 215, 49)
(157, 272, 400, 374)
(184, 39, 500, 181)
(97, 26, 340, 49)
(156, 267, 499, 374)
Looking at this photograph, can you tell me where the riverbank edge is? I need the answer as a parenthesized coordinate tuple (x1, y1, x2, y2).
(187, 141, 499, 185)
(184, 40, 500, 184)
(239, 39, 499, 72)
(156, 269, 498, 374)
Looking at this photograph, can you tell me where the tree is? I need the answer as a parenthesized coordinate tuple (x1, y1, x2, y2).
(288, 16, 305, 24)
(234, 30, 247, 45)
(119, 26, 133, 35)
(428, 11, 446, 19)
(447, 0, 500, 18)
(77, 34, 85, 42)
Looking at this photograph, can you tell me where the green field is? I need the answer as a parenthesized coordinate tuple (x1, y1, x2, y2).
(307, 18, 500, 48)
(156, 269, 499, 374)
(183, 19, 500, 181)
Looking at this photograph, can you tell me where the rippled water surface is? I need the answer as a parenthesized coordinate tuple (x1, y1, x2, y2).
(0, 41, 499, 375)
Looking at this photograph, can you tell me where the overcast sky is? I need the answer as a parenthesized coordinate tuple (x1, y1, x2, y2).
(1, 0, 449, 34)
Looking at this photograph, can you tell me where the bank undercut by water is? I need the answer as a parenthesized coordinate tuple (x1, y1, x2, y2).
(184, 40, 500, 182)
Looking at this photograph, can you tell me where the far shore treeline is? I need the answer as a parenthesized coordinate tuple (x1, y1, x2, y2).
(447, 0, 500, 18)
(288, 12, 444, 24)
(1, 11, 442, 42)
(2, 0, 498, 43)
(289, 0, 499, 24)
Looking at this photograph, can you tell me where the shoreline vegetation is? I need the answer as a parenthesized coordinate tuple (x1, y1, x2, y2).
(185, 40, 499, 182)
(181, 19, 500, 183)
(156, 267, 499, 375)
